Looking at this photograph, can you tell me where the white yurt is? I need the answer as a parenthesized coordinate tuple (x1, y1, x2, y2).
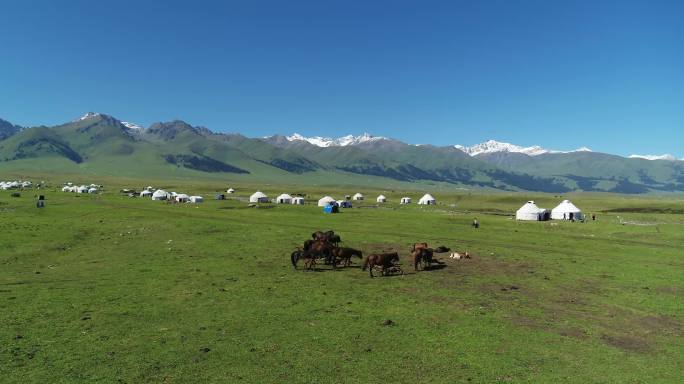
(61, 186, 71, 192)
(175, 194, 189, 203)
(400, 197, 411, 204)
(376, 194, 386, 203)
(77, 186, 89, 193)
(189, 196, 203, 203)
(551, 200, 583, 220)
(140, 190, 153, 197)
(291, 197, 305, 205)
(87, 188, 98, 194)
(418, 194, 436, 205)
(152, 189, 168, 200)
(69, 186, 79, 193)
(227, 188, 235, 194)
(318, 196, 337, 207)
(353, 193, 364, 201)
(516, 201, 549, 221)
(249, 191, 269, 203)
(145, 186, 154, 191)
(276, 193, 293, 204)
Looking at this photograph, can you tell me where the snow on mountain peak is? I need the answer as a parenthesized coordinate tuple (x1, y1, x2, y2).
(76, 112, 101, 121)
(628, 154, 677, 161)
(455, 140, 594, 157)
(285, 132, 388, 147)
(455, 140, 549, 156)
(121, 121, 144, 130)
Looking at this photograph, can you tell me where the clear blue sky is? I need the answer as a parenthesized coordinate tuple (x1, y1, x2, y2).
(0, 0, 682, 156)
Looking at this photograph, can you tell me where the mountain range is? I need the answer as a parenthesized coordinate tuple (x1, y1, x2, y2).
(0, 112, 682, 194)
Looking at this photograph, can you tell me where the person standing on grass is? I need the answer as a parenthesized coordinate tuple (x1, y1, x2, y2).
(472, 218, 479, 228)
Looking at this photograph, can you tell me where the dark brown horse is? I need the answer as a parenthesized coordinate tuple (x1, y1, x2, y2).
(332, 247, 363, 267)
(291, 249, 317, 270)
(362, 252, 399, 277)
(307, 240, 337, 268)
(312, 230, 341, 246)
(411, 247, 434, 271)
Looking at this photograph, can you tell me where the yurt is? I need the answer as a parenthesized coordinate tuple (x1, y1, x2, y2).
(77, 186, 89, 193)
(189, 196, 203, 203)
(140, 190, 153, 197)
(169, 192, 178, 198)
(175, 194, 190, 203)
(276, 193, 293, 204)
(227, 188, 235, 194)
(376, 195, 387, 203)
(353, 193, 364, 201)
(516, 201, 549, 221)
(400, 197, 411, 204)
(292, 197, 305, 205)
(152, 189, 168, 200)
(249, 191, 269, 203)
(418, 194, 436, 205)
(551, 200, 583, 221)
(339, 200, 353, 208)
(87, 188, 98, 194)
(318, 196, 337, 207)
(61, 186, 71, 192)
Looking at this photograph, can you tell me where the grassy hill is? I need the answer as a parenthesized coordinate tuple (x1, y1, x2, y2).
(1, 113, 683, 193)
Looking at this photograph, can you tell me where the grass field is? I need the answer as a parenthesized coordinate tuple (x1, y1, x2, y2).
(1, 180, 683, 383)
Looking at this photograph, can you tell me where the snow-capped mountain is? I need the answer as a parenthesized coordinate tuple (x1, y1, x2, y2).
(285, 132, 389, 147)
(454, 140, 592, 157)
(628, 154, 677, 161)
(121, 121, 144, 131)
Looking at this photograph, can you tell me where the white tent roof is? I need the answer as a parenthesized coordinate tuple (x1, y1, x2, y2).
(377, 194, 386, 201)
(276, 193, 293, 200)
(353, 193, 364, 199)
(140, 190, 152, 196)
(318, 196, 337, 206)
(227, 188, 235, 193)
(516, 201, 547, 220)
(189, 195, 203, 202)
(292, 196, 304, 201)
(418, 194, 435, 204)
(551, 200, 582, 219)
(251, 191, 267, 199)
(152, 189, 168, 198)
(176, 193, 189, 199)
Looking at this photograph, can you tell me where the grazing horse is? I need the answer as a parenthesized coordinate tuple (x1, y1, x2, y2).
(332, 247, 363, 267)
(291, 249, 317, 270)
(411, 247, 434, 271)
(307, 240, 337, 268)
(362, 252, 399, 277)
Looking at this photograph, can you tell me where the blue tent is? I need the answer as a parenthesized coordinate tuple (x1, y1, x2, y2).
(323, 204, 339, 214)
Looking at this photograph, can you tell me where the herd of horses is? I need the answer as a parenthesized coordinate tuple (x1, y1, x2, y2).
(290, 230, 456, 277)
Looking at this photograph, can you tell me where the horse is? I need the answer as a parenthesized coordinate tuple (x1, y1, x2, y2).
(307, 240, 337, 268)
(332, 247, 363, 267)
(311, 230, 341, 246)
(290, 249, 317, 270)
(434, 245, 451, 253)
(312, 230, 335, 241)
(362, 252, 399, 277)
(411, 242, 428, 252)
(411, 247, 434, 271)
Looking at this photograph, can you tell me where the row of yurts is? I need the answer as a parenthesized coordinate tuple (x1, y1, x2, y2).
(248, 191, 436, 206)
(516, 200, 584, 221)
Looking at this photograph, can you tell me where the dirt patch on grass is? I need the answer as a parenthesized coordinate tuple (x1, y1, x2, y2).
(601, 334, 652, 353)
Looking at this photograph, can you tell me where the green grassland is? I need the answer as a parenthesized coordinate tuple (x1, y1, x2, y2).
(1, 179, 683, 383)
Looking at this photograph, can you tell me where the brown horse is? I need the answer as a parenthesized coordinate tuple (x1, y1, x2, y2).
(291, 249, 317, 270)
(411, 242, 428, 252)
(411, 247, 434, 271)
(312, 230, 341, 246)
(362, 252, 399, 277)
(332, 247, 363, 267)
(307, 240, 337, 268)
